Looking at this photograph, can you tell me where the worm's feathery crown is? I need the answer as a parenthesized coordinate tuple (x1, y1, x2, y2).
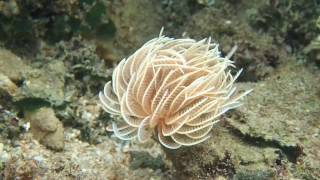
(99, 33, 251, 149)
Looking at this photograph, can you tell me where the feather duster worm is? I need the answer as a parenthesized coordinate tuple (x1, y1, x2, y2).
(99, 32, 251, 149)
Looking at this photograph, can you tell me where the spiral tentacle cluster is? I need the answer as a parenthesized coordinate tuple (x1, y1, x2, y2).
(99, 33, 251, 149)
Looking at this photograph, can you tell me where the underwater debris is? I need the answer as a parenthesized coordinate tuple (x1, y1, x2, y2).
(99, 32, 251, 149)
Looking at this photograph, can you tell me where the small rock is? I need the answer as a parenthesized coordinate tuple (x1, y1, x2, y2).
(0, 73, 19, 108)
(0, 143, 3, 155)
(0, 150, 9, 163)
(25, 107, 59, 132)
(41, 122, 64, 151)
(25, 107, 64, 151)
(0, 49, 29, 81)
(0, 73, 18, 97)
(32, 155, 45, 164)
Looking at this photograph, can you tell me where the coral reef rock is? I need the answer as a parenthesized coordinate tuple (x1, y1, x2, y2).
(19, 61, 66, 106)
(165, 63, 320, 179)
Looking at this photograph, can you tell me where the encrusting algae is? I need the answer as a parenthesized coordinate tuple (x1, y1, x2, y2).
(99, 30, 252, 149)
